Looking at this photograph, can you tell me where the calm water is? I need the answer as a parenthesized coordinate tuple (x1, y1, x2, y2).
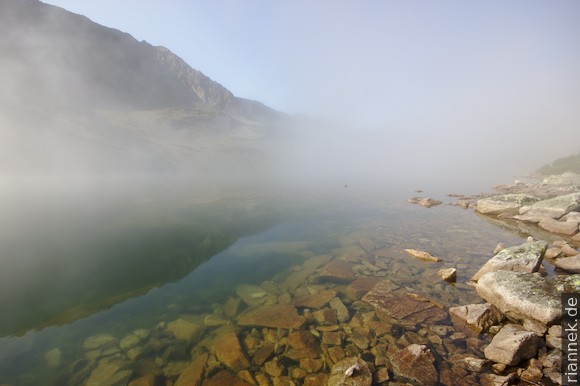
(0, 179, 530, 385)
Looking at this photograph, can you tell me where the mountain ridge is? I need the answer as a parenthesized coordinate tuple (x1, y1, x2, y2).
(0, 0, 285, 176)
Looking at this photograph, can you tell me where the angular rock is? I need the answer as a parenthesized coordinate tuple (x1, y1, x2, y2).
(319, 260, 356, 283)
(329, 297, 350, 323)
(476, 194, 538, 215)
(404, 248, 441, 262)
(119, 334, 141, 350)
(362, 279, 447, 329)
(313, 308, 338, 325)
(224, 297, 242, 318)
(236, 284, 270, 306)
(542, 172, 580, 185)
(345, 277, 383, 300)
(202, 370, 251, 386)
(438, 267, 457, 282)
(175, 353, 208, 386)
(479, 373, 517, 386)
(83, 334, 117, 350)
(471, 241, 547, 282)
(484, 324, 543, 366)
(213, 330, 250, 372)
(85, 360, 132, 386)
(294, 289, 336, 309)
(390, 344, 438, 386)
(288, 330, 317, 350)
(237, 304, 305, 329)
(518, 192, 580, 220)
(252, 343, 275, 366)
(327, 357, 372, 386)
(476, 271, 580, 327)
(449, 303, 504, 335)
(538, 217, 579, 235)
(167, 316, 205, 342)
(554, 254, 580, 273)
(304, 373, 328, 386)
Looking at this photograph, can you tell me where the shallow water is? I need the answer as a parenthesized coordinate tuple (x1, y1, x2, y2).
(0, 180, 531, 385)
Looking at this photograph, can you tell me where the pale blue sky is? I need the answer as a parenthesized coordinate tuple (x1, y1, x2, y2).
(41, 0, 580, 183)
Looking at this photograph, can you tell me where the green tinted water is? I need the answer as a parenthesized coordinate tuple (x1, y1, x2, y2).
(0, 181, 528, 385)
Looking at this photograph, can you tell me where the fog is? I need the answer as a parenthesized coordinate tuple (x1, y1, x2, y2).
(2, 0, 580, 195)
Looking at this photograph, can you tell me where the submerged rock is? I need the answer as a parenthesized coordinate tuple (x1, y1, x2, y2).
(476, 194, 538, 215)
(404, 248, 441, 262)
(390, 344, 438, 386)
(471, 241, 547, 282)
(213, 329, 250, 372)
(484, 324, 543, 366)
(476, 271, 580, 328)
(319, 260, 356, 283)
(167, 316, 205, 342)
(237, 304, 305, 329)
(362, 279, 447, 328)
(83, 334, 117, 350)
(85, 360, 132, 386)
(294, 289, 336, 309)
(175, 353, 208, 386)
(202, 370, 251, 386)
(327, 357, 372, 386)
(345, 277, 383, 300)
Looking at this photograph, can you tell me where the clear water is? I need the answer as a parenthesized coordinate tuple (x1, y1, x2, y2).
(0, 179, 529, 385)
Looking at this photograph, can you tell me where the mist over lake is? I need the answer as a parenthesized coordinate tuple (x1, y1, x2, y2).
(1, 0, 579, 385)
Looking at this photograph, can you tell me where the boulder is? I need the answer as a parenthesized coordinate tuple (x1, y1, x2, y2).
(542, 172, 580, 186)
(213, 330, 250, 372)
(418, 197, 443, 208)
(327, 357, 372, 386)
(554, 254, 580, 273)
(518, 192, 580, 220)
(538, 217, 579, 236)
(85, 360, 132, 386)
(484, 324, 544, 366)
(390, 344, 438, 386)
(471, 241, 547, 282)
(362, 279, 447, 329)
(329, 297, 350, 323)
(235, 284, 271, 306)
(476, 194, 538, 215)
(449, 303, 504, 335)
(237, 304, 305, 329)
(476, 271, 580, 328)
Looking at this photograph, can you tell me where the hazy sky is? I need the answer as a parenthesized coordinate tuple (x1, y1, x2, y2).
(41, 0, 580, 187)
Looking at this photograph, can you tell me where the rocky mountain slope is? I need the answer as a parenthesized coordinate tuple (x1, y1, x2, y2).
(0, 0, 284, 175)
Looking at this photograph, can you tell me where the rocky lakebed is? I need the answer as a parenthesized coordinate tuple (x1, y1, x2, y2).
(16, 173, 580, 386)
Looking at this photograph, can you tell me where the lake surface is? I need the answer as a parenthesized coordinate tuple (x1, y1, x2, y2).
(0, 178, 531, 385)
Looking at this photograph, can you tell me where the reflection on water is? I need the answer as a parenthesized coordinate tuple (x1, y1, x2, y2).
(0, 180, 528, 385)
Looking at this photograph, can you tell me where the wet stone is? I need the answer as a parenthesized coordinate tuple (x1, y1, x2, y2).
(119, 334, 141, 350)
(304, 373, 328, 386)
(44, 348, 61, 368)
(175, 352, 208, 386)
(237, 304, 305, 329)
(313, 308, 338, 326)
(264, 358, 285, 377)
(236, 284, 270, 306)
(322, 331, 344, 346)
(329, 297, 350, 323)
(345, 277, 383, 300)
(390, 344, 438, 386)
(202, 370, 252, 386)
(327, 357, 372, 386)
(253, 343, 275, 366)
(319, 260, 356, 283)
(167, 316, 205, 342)
(213, 329, 250, 372)
(362, 280, 447, 329)
(83, 334, 117, 350)
(85, 360, 132, 386)
(300, 358, 324, 373)
(294, 289, 336, 308)
(224, 297, 242, 318)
